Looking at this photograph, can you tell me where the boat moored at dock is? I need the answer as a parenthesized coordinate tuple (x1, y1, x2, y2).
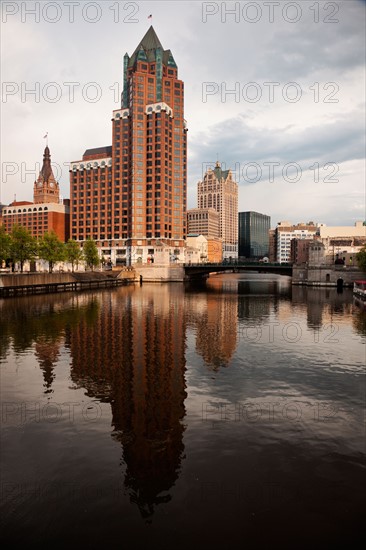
(353, 280, 366, 299)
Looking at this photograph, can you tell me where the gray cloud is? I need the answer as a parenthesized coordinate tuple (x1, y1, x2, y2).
(189, 109, 365, 182)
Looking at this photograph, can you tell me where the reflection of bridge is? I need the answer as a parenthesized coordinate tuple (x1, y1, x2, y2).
(184, 262, 293, 279)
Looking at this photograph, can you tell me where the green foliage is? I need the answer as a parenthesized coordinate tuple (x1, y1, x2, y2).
(10, 224, 38, 272)
(38, 231, 66, 273)
(356, 245, 366, 272)
(83, 239, 100, 270)
(0, 225, 12, 266)
(65, 239, 83, 272)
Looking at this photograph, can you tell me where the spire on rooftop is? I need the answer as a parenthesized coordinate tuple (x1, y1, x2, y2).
(40, 146, 54, 183)
(137, 25, 163, 52)
(33, 145, 59, 204)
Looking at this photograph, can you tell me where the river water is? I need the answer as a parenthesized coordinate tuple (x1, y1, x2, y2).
(1, 274, 365, 548)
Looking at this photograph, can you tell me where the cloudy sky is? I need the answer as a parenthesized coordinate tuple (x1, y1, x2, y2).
(1, 0, 365, 227)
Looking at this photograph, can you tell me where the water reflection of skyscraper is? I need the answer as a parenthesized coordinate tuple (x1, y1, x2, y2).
(185, 280, 238, 370)
(67, 287, 187, 519)
(185, 276, 294, 369)
(34, 336, 61, 393)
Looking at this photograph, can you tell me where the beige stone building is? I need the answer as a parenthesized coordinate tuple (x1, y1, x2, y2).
(319, 221, 366, 239)
(197, 162, 238, 259)
(319, 222, 366, 264)
(187, 208, 220, 239)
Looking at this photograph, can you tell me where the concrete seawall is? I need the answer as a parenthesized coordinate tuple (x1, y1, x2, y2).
(133, 265, 185, 282)
(292, 265, 364, 287)
(0, 271, 134, 297)
(0, 273, 75, 288)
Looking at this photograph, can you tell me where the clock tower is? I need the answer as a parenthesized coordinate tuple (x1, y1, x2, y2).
(33, 146, 60, 204)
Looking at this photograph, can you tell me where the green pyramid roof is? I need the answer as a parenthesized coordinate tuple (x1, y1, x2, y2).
(127, 26, 177, 68)
(213, 162, 230, 181)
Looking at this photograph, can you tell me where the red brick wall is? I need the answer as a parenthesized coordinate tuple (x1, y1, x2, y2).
(3, 209, 69, 242)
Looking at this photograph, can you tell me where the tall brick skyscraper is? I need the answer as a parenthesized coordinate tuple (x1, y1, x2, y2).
(70, 27, 187, 265)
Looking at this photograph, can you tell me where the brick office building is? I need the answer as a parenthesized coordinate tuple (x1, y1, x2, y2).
(70, 27, 188, 265)
(2, 146, 69, 242)
(187, 208, 220, 239)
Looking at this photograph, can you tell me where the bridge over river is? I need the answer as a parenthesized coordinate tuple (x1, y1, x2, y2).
(184, 262, 293, 279)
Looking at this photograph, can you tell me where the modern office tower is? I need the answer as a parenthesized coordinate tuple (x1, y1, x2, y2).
(186, 207, 220, 239)
(238, 211, 270, 259)
(197, 161, 238, 259)
(2, 146, 70, 242)
(70, 27, 188, 265)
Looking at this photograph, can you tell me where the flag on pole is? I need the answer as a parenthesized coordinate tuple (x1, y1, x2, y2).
(148, 14, 152, 19)
(43, 133, 48, 138)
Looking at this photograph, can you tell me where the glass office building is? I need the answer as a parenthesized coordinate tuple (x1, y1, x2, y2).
(238, 211, 270, 259)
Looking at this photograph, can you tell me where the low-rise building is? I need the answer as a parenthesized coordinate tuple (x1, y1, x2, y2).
(274, 221, 319, 263)
(290, 222, 366, 265)
(184, 234, 223, 263)
(319, 221, 366, 239)
(187, 208, 220, 239)
(291, 238, 316, 265)
(207, 237, 223, 263)
(186, 234, 208, 263)
(319, 222, 366, 263)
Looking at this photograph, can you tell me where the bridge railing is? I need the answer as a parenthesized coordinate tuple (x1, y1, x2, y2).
(183, 262, 292, 268)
